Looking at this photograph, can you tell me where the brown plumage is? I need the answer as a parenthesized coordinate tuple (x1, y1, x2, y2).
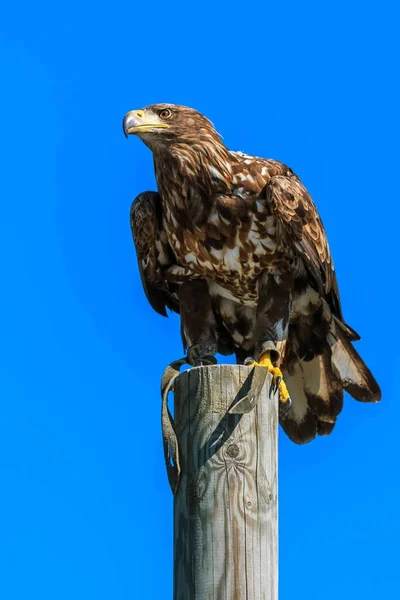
(124, 103, 381, 444)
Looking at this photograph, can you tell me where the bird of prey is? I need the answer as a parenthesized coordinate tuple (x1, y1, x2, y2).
(123, 103, 381, 444)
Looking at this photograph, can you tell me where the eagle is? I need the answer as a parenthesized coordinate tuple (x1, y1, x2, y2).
(123, 103, 381, 444)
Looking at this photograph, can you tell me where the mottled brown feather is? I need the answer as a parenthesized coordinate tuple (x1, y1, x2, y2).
(130, 192, 180, 316)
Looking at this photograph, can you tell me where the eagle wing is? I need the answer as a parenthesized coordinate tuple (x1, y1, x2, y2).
(262, 173, 355, 333)
(130, 191, 180, 317)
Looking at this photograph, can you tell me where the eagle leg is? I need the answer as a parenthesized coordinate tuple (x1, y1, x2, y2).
(248, 274, 293, 415)
(245, 351, 292, 415)
(179, 280, 219, 367)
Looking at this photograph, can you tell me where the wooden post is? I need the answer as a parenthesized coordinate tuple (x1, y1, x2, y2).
(172, 364, 279, 600)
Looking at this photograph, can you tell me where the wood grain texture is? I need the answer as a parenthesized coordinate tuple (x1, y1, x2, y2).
(173, 365, 278, 600)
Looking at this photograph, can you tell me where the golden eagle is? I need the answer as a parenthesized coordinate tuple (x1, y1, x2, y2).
(123, 103, 381, 444)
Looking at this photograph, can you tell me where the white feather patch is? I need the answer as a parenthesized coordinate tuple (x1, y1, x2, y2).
(209, 165, 223, 180)
(184, 252, 197, 264)
(331, 337, 366, 387)
(223, 246, 240, 270)
(291, 286, 321, 318)
(302, 355, 330, 400)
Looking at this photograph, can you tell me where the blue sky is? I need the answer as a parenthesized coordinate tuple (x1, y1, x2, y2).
(1, 1, 398, 598)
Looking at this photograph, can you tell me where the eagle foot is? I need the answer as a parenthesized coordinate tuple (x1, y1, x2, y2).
(244, 351, 291, 415)
(187, 346, 218, 367)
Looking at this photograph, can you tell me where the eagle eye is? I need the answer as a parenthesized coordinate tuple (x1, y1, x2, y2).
(158, 108, 172, 119)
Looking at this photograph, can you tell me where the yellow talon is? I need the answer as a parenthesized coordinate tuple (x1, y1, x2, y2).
(247, 351, 291, 405)
(257, 351, 274, 369)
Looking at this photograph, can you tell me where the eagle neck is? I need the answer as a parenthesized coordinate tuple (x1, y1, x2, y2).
(153, 139, 235, 221)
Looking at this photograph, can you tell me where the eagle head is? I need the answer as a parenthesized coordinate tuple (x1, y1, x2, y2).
(122, 104, 218, 147)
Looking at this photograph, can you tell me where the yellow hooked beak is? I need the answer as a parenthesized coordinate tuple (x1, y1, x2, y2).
(122, 110, 169, 137)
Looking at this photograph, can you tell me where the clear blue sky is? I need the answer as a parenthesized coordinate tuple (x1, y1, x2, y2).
(1, 1, 398, 598)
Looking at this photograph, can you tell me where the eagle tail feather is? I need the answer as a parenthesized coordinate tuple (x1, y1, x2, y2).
(330, 325, 381, 403)
(280, 363, 319, 444)
(280, 315, 380, 445)
(281, 349, 342, 444)
(333, 315, 361, 342)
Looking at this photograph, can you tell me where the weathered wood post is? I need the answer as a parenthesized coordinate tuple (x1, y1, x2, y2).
(164, 364, 279, 600)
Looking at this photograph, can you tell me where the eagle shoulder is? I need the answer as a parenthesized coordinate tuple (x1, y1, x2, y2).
(228, 154, 345, 321)
(260, 170, 344, 320)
